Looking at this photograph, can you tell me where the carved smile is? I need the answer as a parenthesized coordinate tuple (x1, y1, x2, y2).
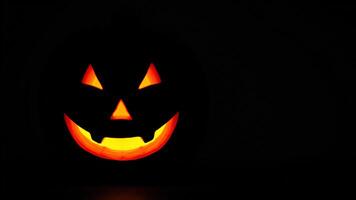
(64, 112, 179, 161)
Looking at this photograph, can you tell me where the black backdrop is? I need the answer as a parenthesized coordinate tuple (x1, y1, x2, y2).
(2, 0, 356, 198)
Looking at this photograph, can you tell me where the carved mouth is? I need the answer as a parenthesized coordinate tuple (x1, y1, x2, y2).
(64, 112, 179, 161)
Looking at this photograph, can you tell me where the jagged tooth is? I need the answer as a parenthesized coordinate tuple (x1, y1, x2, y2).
(91, 135, 104, 143)
(141, 134, 154, 143)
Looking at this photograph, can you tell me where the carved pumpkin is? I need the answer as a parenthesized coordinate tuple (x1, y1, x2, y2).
(39, 20, 207, 166)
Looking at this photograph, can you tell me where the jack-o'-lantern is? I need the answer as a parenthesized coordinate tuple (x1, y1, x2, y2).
(38, 19, 207, 167)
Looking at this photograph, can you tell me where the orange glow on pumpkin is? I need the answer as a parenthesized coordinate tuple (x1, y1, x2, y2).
(138, 63, 161, 89)
(82, 64, 103, 90)
(64, 113, 179, 161)
(110, 99, 132, 120)
(65, 62, 179, 160)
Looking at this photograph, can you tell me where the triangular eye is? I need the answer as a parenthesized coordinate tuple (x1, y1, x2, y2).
(81, 64, 103, 90)
(138, 63, 161, 90)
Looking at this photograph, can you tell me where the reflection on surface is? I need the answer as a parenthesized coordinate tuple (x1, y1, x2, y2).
(72, 186, 200, 200)
(76, 186, 162, 200)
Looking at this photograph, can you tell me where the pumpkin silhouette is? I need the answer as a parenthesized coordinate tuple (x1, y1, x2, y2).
(39, 19, 208, 165)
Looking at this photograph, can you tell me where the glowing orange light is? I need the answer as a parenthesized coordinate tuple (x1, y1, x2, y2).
(82, 64, 103, 90)
(110, 99, 132, 120)
(138, 63, 161, 89)
(64, 113, 179, 161)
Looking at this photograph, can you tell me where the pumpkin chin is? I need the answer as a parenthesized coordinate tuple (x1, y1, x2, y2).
(64, 113, 179, 161)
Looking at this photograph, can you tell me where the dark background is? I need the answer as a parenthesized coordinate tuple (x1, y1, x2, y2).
(2, 0, 356, 198)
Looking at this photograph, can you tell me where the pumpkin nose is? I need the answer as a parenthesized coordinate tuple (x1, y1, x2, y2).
(110, 99, 132, 120)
